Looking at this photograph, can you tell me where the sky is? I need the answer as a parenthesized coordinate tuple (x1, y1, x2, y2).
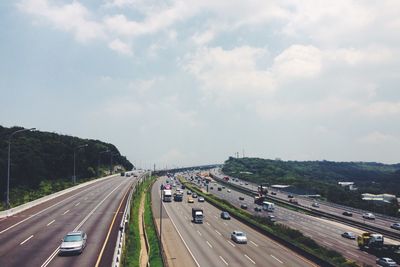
(1, 0, 400, 168)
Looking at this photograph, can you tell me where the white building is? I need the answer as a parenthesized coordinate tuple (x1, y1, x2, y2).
(362, 193, 397, 204)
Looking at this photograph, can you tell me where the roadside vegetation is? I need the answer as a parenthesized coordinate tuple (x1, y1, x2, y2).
(223, 157, 400, 216)
(0, 125, 132, 210)
(179, 177, 359, 267)
(123, 176, 163, 267)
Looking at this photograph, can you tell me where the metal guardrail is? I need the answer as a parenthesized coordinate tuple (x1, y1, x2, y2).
(111, 183, 134, 267)
(210, 173, 400, 240)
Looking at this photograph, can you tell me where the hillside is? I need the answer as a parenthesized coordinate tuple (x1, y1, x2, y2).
(222, 157, 400, 216)
(0, 126, 133, 208)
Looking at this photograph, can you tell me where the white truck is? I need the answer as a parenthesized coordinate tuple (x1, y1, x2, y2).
(192, 208, 204, 223)
(163, 189, 172, 202)
(262, 201, 275, 212)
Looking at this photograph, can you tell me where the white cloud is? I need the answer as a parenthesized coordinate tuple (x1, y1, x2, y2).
(108, 39, 133, 55)
(17, 0, 104, 43)
(358, 131, 400, 145)
(360, 101, 400, 117)
(192, 30, 215, 46)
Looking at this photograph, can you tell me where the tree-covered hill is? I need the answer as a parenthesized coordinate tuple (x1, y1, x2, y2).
(0, 125, 133, 207)
(222, 157, 400, 216)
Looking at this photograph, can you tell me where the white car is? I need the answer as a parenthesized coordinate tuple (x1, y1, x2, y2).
(376, 257, 397, 267)
(391, 222, 400, 230)
(362, 213, 375, 220)
(231, 231, 247, 244)
(59, 231, 87, 255)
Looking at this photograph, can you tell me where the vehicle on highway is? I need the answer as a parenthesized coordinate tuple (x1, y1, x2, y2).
(192, 208, 204, 223)
(222, 186, 225, 189)
(267, 214, 276, 222)
(342, 211, 353, 216)
(289, 198, 298, 204)
(59, 231, 87, 255)
(210, 186, 214, 190)
(254, 206, 262, 212)
(227, 189, 231, 193)
(187, 197, 194, 203)
(163, 189, 172, 202)
(187, 190, 192, 195)
(181, 185, 186, 189)
(262, 201, 275, 212)
(174, 193, 183, 202)
(270, 191, 277, 195)
(218, 187, 222, 191)
(221, 211, 231, 220)
(240, 204, 248, 209)
(192, 193, 198, 198)
(362, 212, 375, 220)
(239, 196, 245, 200)
(312, 202, 320, 208)
(198, 196, 205, 202)
(288, 194, 294, 198)
(341, 232, 356, 239)
(231, 231, 247, 244)
(376, 257, 397, 267)
(390, 223, 400, 230)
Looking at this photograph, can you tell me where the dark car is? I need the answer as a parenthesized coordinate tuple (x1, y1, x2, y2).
(240, 204, 248, 209)
(217, 187, 222, 191)
(187, 190, 192, 195)
(239, 197, 245, 200)
(342, 211, 353, 217)
(221, 211, 231, 220)
(288, 194, 294, 198)
(254, 206, 262, 212)
(271, 192, 277, 195)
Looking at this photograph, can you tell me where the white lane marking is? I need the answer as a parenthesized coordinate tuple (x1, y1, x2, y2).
(62, 210, 70, 215)
(206, 241, 213, 248)
(323, 241, 333, 246)
(337, 240, 347, 246)
(20, 235, 34, 245)
(227, 240, 236, 247)
(271, 255, 283, 264)
(75, 202, 80, 206)
(223, 222, 228, 226)
(0, 179, 110, 235)
(206, 222, 210, 226)
(47, 220, 55, 226)
(317, 233, 327, 238)
(161, 199, 201, 267)
(40, 181, 126, 267)
(244, 254, 256, 264)
(346, 251, 360, 258)
(184, 216, 188, 220)
(215, 230, 222, 236)
(219, 256, 229, 266)
(197, 230, 202, 236)
(214, 215, 218, 219)
(250, 240, 258, 247)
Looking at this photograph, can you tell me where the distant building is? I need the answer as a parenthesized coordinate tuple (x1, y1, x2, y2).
(338, 181, 358, 191)
(362, 193, 397, 204)
(271, 185, 290, 189)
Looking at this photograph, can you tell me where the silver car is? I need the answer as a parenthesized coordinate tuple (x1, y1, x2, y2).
(231, 231, 247, 244)
(59, 231, 87, 255)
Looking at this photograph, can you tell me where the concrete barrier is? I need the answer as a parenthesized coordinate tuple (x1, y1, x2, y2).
(0, 174, 117, 219)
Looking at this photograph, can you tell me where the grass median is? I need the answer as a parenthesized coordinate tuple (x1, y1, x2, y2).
(179, 177, 359, 267)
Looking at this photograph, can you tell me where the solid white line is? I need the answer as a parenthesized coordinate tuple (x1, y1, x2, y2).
(215, 230, 222, 236)
(219, 256, 229, 266)
(47, 220, 55, 226)
(244, 254, 256, 264)
(250, 240, 258, 247)
(20, 235, 34, 245)
(162, 200, 201, 267)
(62, 210, 69, 215)
(75, 202, 80, 206)
(271, 255, 283, 264)
(40, 181, 126, 267)
(227, 240, 236, 247)
(206, 241, 213, 248)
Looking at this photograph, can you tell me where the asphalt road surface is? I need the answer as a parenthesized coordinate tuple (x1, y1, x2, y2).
(155, 177, 317, 267)
(0, 174, 137, 267)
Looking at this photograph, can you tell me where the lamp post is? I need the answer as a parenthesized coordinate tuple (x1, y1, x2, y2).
(97, 150, 110, 177)
(73, 144, 88, 184)
(6, 128, 36, 208)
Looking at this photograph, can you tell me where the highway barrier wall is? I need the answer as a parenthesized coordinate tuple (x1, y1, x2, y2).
(180, 177, 358, 267)
(0, 174, 117, 219)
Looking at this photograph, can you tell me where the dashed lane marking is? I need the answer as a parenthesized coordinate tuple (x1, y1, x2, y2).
(20, 235, 34, 245)
(47, 220, 55, 226)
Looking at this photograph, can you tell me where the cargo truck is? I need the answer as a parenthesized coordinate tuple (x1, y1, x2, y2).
(357, 232, 400, 262)
(192, 208, 204, 223)
(262, 201, 275, 212)
(163, 189, 172, 202)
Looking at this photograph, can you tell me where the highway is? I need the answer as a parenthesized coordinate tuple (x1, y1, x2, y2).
(153, 177, 317, 267)
(213, 169, 400, 234)
(188, 171, 400, 266)
(0, 174, 137, 267)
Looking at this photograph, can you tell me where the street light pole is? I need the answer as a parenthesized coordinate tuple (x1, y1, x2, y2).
(97, 150, 110, 177)
(6, 128, 35, 208)
(73, 144, 88, 184)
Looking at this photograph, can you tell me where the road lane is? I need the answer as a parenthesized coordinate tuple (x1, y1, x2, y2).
(0, 175, 137, 267)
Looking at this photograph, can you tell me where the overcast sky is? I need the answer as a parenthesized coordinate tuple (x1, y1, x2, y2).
(1, 0, 400, 168)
